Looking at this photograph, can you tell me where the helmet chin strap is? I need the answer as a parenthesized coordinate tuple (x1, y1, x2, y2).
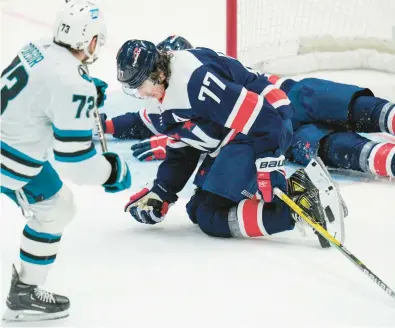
(83, 38, 102, 64)
(83, 47, 96, 64)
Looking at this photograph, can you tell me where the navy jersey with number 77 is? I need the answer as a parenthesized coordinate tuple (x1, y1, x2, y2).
(145, 47, 294, 193)
(148, 47, 293, 156)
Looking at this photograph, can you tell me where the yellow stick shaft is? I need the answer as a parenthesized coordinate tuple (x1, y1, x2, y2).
(273, 187, 395, 300)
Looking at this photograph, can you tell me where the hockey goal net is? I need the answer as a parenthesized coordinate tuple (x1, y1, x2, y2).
(226, 0, 395, 75)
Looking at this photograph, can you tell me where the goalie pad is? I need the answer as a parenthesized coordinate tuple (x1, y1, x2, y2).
(304, 157, 347, 244)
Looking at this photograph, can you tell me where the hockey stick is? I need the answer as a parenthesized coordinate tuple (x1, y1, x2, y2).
(80, 63, 108, 153)
(273, 187, 395, 301)
(92, 107, 108, 152)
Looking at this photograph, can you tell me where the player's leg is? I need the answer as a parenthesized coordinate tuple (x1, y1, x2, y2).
(2, 162, 75, 322)
(286, 123, 333, 165)
(195, 191, 294, 238)
(185, 155, 216, 224)
(287, 77, 395, 136)
(188, 142, 293, 237)
(319, 132, 395, 178)
(287, 78, 371, 126)
(350, 96, 395, 135)
(192, 185, 335, 248)
(190, 142, 340, 247)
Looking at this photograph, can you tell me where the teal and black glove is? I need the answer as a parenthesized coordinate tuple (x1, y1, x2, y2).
(92, 77, 108, 108)
(102, 152, 131, 193)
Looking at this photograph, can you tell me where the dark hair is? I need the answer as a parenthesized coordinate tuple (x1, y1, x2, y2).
(149, 51, 173, 88)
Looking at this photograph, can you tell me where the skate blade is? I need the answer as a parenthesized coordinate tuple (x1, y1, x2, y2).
(2, 308, 69, 323)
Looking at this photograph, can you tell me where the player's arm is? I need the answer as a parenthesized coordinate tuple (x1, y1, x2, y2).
(101, 111, 154, 140)
(102, 99, 161, 140)
(155, 141, 202, 194)
(49, 81, 130, 191)
(124, 142, 202, 224)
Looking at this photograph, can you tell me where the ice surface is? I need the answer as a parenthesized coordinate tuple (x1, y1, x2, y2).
(1, 1, 395, 326)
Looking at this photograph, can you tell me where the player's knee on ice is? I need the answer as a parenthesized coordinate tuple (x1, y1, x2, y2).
(186, 188, 208, 224)
(190, 191, 294, 238)
(195, 193, 235, 238)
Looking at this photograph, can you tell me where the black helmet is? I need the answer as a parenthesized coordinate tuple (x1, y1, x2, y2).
(156, 35, 193, 51)
(116, 39, 159, 89)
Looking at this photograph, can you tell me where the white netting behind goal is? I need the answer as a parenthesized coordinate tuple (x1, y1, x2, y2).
(235, 0, 395, 75)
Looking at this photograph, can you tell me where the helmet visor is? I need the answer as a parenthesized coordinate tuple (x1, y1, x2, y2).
(121, 84, 149, 100)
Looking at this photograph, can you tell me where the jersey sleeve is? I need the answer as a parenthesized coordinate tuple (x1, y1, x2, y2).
(188, 67, 294, 158)
(48, 78, 111, 185)
(154, 140, 202, 195)
(138, 104, 161, 135)
(110, 111, 154, 139)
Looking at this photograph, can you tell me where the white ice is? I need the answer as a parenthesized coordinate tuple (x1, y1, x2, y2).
(1, 1, 395, 327)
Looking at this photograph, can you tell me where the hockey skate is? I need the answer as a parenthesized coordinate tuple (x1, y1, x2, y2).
(288, 157, 347, 247)
(3, 264, 70, 322)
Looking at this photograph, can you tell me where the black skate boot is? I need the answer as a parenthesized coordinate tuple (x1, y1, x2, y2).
(3, 264, 70, 322)
(291, 188, 331, 248)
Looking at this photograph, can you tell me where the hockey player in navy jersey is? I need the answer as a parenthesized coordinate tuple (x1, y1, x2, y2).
(115, 38, 346, 248)
(1, 1, 131, 322)
(102, 36, 395, 178)
(270, 74, 395, 178)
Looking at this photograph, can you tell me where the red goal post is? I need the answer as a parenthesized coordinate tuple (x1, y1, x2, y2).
(226, 0, 395, 75)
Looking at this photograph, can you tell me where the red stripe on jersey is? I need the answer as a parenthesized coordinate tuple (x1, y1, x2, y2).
(242, 200, 264, 237)
(265, 88, 289, 108)
(391, 110, 395, 134)
(230, 91, 259, 132)
(374, 143, 395, 176)
(143, 108, 152, 123)
(268, 75, 281, 84)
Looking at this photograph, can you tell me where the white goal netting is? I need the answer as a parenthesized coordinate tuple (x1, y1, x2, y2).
(235, 0, 395, 75)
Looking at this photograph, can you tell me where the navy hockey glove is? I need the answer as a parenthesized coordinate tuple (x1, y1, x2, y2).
(124, 183, 178, 224)
(102, 152, 132, 193)
(131, 135, 168, 161)
(256, 155, 287, 202)
(92, 77, 108, 108)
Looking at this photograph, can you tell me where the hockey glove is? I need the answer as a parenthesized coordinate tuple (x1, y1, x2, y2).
(256, 155, 287, 202)
(102, 152, 132, 193)
(131, 135, 168, 161)
(99, 113, 108, 132)
(124, 183, 178, 224)
(92, 77, 108, 108)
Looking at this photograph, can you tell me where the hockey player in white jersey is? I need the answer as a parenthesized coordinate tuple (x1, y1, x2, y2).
(1, 1, 131, 322)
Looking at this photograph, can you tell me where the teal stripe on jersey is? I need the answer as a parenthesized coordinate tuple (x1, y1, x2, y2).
(24, 225, 62, 241)
(0, 141, 45, 166)
(1, 166, 32, 182)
